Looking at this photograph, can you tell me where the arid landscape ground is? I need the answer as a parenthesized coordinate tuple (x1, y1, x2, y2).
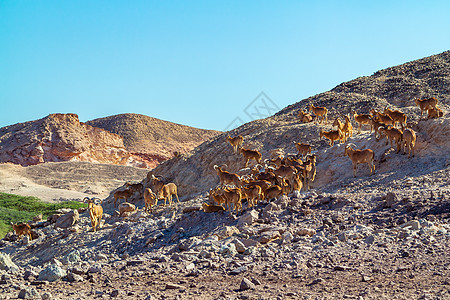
(0, 52, 449, 299)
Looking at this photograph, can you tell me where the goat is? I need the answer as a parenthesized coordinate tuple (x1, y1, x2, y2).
(125, 182, 144, 197)
(427, 106, 444, 119)
(370, 109, 394, 127)
(384, 107, 407, 130)
(158, 183, 180, 206)
(209, 187, 228, 209)
(352, 111, 372, 133)
(332, 117, 344, 131)
(11, 222, 32, 240)
(239, 147, 262, 167)
(344, 145, 375, 177)
(343, 115, 353, 141)
(415, 97, 438, 118)
(301, 154, 317, 191)
(269, 148, 285, 160)
(113, 188, 133, 208)
(379, 126, 403, 152)
(370, 117, 384, 140)
(294, 142, 311, 159)
(292, 173, 303, 192)
(402, 128, 417, 158)
(216, 187, 243, 213)
(309, 104, 328, 124)
(298, 109, 314, 123)
(246, 179, 272, 195)
(143, 188, 158, 213)
(320, 129, 343, 146)
(226, 135, 244, 153)
(150, 175, 165, 193)
(265, 156, 283, 169)
(242, 185, 263, 208)
(264, 185, 283, 201)
(273, 165, 297, 184)
(213, 165, 241, 186)
(202, 203, 226, 213)
(84, 197, 103, 232)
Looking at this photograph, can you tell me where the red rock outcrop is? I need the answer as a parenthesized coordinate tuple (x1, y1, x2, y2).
(0, 113, 147, 167)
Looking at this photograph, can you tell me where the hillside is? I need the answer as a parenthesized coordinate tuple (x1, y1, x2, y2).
(143, 51, 450, 199)
(86, 113, 221, 162)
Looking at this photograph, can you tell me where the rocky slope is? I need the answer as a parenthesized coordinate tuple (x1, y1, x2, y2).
(0, 113, 220, 169)
(146, 51, 450, 198)
(86, 113, 221, 166)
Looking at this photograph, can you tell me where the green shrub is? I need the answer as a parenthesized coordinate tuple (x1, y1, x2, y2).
(0, 193, 87, 238)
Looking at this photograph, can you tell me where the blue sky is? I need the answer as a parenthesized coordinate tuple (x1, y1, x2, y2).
(1, 1, 449, 131)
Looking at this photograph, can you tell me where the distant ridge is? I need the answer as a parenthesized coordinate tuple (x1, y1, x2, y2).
(86, 113, 221, 159)
(0, 113, 221, 169)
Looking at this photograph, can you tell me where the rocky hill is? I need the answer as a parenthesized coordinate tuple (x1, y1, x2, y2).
(86, 113, 220, 165)
(144, 51, 450, 198)
(0, 113, 220, 169)
(0, 113, 143, 167)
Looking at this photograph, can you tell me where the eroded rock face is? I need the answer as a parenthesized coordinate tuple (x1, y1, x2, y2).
(0, 113, 140, 167)
(0, 113, 221, 169)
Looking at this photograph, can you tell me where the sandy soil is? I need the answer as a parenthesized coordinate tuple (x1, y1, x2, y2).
(0, 162, 148, 203)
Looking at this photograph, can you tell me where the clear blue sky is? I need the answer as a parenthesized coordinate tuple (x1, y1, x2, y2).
(1, 1, 449, 131)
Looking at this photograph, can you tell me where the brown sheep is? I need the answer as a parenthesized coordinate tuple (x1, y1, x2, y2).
(402, 128, 417, 158)
(344, 145, 375, 177)
(11, 222, 32, 240)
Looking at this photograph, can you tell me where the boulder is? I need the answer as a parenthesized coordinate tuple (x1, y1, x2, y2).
(118, 202, 136, 217)
(55, 209, 79, 228)
(0, 252, 18, 271)
(37, 264, 67, 282)
(237, 210, 259, 227)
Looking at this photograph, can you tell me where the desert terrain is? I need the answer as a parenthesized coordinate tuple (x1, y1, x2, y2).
(0, 52, 449, 299)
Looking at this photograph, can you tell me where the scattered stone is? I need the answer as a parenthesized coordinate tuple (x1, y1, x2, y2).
(67, 272, 84, 282)
(401, 220, 421, 230)
(111, 289, 120, 297)
(183, 206, 201, 213)
(0, 252, 18, 271)
(37, 264, 67, 282)
(214, 226, 240, 240)
(18, 287, 39, 299)
(311, 278, 323, 285)
(237, 210, 259, 227)
(41, 292, 52, 300)
(384, 192, 398, 208)
(240, 278, 255, 291)
(233, 239, 246, 254)
(258, 231, 281, 244)
(334, 265, 351, 271)
(229, 266, 247, 275)
(364, 235, 375, 245)
(61, 250, 81, 265)
(297, 228, 316, 237)
(338, 232, 348, 242)
(165, 283, 184, 290)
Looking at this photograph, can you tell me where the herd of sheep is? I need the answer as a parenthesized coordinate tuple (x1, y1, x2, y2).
(11, 97, 445, 237)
